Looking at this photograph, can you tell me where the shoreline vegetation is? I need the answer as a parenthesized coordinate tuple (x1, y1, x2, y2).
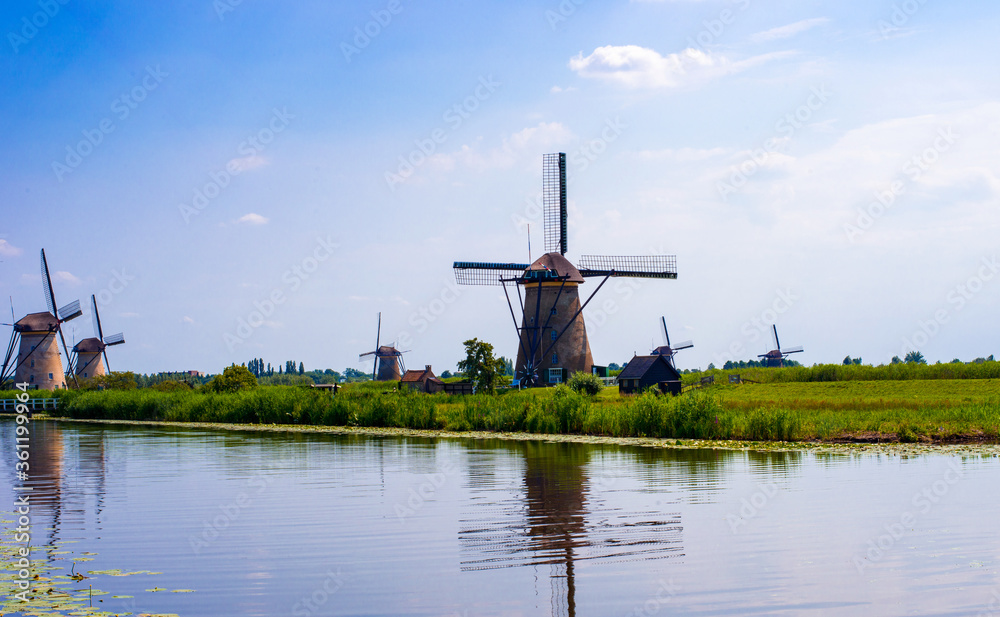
(5, 362, 999, 445)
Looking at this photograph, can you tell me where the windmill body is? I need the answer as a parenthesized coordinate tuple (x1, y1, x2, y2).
(514, 253, 593, 384)
(358, 314, 408, 381)
(73, 338, 106, 379)
(651, 316, 693, 370)
(72, 295, 125, 379)
(12, 312, 67, 390)
(454, 153, 678, 387)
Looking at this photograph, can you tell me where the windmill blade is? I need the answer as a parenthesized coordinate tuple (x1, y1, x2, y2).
(453, 262, 530, 286)
(672, 340, 694, 351)
(781, 346, 804, 354)
(58, 299, 82, 322)
(91, 295, 104, 340)
(772, 324, 780, 351)
(103, 332, 125, 346)
(661, 316, 670, 347)
(542, 152, 567, 255)
(577, 255, 677, 279)
(359, 350, 377, 359)
(40, 249, 57, 316)
(373, 312, 381, 379)
(102, 348, 111, 374)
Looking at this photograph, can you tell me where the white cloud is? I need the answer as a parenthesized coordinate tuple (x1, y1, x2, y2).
(631, 147, 731, 162)
(227, 155, 269, 173)
(53, 271, 81, 286)
(568, 45, 794, 89)
(0, 239, 22, 257)
(751, 18, 829, 43)
(182, 316, 195, 324)
(432, 122, 575, 173)
(238, 213, 269, 225)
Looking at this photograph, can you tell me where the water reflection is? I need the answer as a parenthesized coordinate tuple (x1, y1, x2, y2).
(460, 441, 685, 617)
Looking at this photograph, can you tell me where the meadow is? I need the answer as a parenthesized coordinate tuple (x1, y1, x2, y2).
(5, 364, 999, 443)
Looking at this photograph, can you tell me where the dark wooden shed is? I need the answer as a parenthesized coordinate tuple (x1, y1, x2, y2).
(617, 354, 682, 396)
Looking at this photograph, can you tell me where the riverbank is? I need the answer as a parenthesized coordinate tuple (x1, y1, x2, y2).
(31, 416, 1000, 457)
(6, 378, 999, 444)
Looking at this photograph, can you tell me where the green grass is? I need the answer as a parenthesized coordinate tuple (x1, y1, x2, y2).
(8, 373, 1000, 443)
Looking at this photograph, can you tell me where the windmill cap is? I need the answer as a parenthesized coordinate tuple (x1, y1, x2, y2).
(14, 311, 59, 332)
(73, 337, 105, 353)
(524, 252, 584, 283)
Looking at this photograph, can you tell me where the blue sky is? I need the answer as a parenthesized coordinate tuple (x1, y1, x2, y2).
(2, 0, 999, 375)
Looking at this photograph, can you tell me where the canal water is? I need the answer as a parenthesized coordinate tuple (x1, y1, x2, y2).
(2, 420, 999, 616)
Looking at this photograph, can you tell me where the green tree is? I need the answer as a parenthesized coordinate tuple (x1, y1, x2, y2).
(83, 371, 138, 391)
(457, 338, 507, 394)
(904, 351, 927, 365)
(210, 364, 259, 393)
(298, 361, 304, 375)
(891, 356, 902, 364)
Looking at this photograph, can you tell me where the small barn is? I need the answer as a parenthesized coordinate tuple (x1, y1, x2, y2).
(617, 354, 682, 396)
(400, 365, 445, 394)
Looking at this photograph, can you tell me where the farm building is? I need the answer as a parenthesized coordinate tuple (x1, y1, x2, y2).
(617, 354, 682, 396)
(400, 365, 445, 394)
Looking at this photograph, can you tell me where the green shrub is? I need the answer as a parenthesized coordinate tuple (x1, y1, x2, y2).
(567, 371, 603, 396)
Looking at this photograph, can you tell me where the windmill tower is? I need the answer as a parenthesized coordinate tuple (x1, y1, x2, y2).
(454, 153, 678, 387)
(0, 250, 82, 390)
(651, 316, 693, 370)
(72, 295, 125, 380)
(358, 313, 408, 381)
(758, 324, 803, 368)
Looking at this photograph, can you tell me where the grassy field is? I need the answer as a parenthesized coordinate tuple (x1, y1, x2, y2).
(4, 369, 999, 443)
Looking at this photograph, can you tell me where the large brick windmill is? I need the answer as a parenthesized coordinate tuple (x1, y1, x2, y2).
(454, 153, 678, 387)
(1, 249, 82, 390)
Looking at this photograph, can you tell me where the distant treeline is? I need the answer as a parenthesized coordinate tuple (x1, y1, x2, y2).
(688, 360, 1000, 384)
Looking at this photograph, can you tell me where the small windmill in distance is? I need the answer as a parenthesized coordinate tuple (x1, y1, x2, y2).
(651, 316, 693, 370)
(758, 324, 803, 368)
(358, 312, 408, 381)
(72, 295, 125, 380)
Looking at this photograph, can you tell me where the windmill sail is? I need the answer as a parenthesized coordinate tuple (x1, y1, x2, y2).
(542, 152, 567, 255)
(577, 255, 677, 279)
(453, 262, 531, 286)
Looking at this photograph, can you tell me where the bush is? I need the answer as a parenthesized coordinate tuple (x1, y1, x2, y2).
(567, 371, 603, 396)
(210, 364, 258, 393)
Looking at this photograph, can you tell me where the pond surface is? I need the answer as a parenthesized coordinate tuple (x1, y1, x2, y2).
(2, 420, 999, 616)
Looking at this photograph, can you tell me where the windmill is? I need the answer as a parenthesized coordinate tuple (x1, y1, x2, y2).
(758, 324, 803, 368)
(0, 249, 82, 390)
(651, 316, 693, 370)
(358, 312, 408, 381)
(72, 294, 125, 380)
(454, 153, 677, 387)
